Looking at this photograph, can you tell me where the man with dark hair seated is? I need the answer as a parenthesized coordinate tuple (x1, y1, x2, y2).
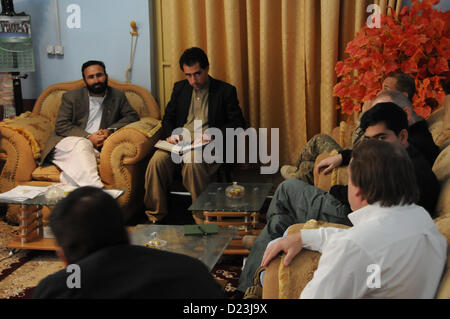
(237, 102, 440, 297)
(40, 60, 140, 188)
(261, 139, 447, 298)
(281, 72, 417, 183)
(366, 90, 440, 166)
(144, 47, 246, 223)
(32, 186, 225, 299)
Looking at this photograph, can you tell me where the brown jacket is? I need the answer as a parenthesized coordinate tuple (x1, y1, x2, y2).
(40, 86, 139, 165)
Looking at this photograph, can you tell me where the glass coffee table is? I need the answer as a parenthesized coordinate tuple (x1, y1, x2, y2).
(1, 186, 235, 270)
(188, 182, 273, 255)
(128, 224, 236, 271)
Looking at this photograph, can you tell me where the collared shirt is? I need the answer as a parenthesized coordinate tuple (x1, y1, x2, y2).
(182, 81, 210, 143)
(299, 203, 447, 299)
(85, 94, 106, 134)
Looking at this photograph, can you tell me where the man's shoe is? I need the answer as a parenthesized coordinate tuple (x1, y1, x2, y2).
(243, 266, 265, 299)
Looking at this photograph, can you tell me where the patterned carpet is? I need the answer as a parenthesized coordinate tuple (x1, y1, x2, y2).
(0, 219, 242, 299)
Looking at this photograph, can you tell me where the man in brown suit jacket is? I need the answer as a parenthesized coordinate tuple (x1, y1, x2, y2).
(40, 60, 139, 187)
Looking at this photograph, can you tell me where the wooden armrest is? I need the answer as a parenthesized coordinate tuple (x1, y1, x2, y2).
(99, 123, 161, 182)
(263, 220, 350, 299)
(314, 151, 349, 191)
(0, 125, 37, 192)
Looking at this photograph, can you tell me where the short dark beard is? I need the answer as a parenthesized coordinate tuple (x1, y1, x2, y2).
(85, 76, 108, 95)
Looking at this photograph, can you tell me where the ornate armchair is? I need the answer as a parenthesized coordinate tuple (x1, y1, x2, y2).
(0, 78, 162, 223)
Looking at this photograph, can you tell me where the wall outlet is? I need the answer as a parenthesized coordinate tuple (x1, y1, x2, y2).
(46, 45, 55, 55)
(55, 45, 64, 56)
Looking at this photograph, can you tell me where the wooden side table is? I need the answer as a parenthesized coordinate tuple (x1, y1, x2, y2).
(6, 203, 58, 251)
(189, 183, 273, 255)
(2, 186, 125, 251)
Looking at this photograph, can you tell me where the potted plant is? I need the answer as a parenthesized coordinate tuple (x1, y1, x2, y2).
(333, 0, 450, 118)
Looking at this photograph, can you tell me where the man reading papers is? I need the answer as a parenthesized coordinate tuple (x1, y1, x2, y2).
(144, 47, 246, 223)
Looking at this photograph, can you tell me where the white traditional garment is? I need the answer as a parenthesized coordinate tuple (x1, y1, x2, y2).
(85, 95, 105, 134)
(298, 203, 447, 299)
(51, 94, 106, 188)
(53, 137, 102, 188)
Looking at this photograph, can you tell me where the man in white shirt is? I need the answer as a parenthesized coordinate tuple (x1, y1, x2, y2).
(40, 60, 140, 187)
(261, 139, 447, 298)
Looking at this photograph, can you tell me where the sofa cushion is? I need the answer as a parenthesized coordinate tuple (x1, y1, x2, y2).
(120, 117, 161, 138)
(32, 164, 102, 182)
(124, 92, 151, 118)
(39, 90, 66, 124)
(31, 165, 61, 182)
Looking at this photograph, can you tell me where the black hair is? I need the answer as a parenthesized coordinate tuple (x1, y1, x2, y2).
(179, 47, 209, 71)
(81, 60, 106, 78)
(387, 72, 416, 101)
(49, 186, 128, 264)
(360, 102, 408, 135)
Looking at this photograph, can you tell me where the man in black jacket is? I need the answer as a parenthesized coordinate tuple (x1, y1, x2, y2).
(144, 47, 246, 223)
(237, 102, 440, 296)
(32, 186, 225, 299)
(361, 89, 440, 167)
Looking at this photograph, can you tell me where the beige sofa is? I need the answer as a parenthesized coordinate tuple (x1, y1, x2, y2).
(262, 95, 450, 299)
(0, 78, 162, 223)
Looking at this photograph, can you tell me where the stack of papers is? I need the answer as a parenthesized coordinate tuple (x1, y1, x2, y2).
(104, 189, 124, 199)
(0, 185, 48, 201)
(0, 185, 125, 202)
(155, 140, 210, 155)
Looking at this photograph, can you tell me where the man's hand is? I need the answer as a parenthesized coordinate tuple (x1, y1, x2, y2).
(166, 135, 182, 145)
(88, 130, 110, 149)
(193, 133, 212, 145)
(261, 232, 303, 267)
(98, 129, 113, 138)
(315, 154, 343, 176)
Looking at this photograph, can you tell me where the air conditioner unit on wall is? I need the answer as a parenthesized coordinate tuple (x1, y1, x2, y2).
(0, 14, 35, 73)
(0, 0, 35, 116)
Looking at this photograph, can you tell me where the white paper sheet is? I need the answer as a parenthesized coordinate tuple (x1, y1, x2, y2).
(0, 185, 48, 201)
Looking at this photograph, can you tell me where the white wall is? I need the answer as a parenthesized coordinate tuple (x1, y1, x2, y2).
(12, 0, 154, 99)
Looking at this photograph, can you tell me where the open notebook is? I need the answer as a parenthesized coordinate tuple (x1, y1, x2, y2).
(155, 139, 210, 155)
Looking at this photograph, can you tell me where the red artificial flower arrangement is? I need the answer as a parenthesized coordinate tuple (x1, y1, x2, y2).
(333, 0, 450, 118)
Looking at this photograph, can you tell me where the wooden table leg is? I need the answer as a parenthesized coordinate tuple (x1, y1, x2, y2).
(203, 211, 263, 255)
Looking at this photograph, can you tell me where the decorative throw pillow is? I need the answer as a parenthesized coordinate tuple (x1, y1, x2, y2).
(121, 117, 161, 138)
(0, 112, 53, 159)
